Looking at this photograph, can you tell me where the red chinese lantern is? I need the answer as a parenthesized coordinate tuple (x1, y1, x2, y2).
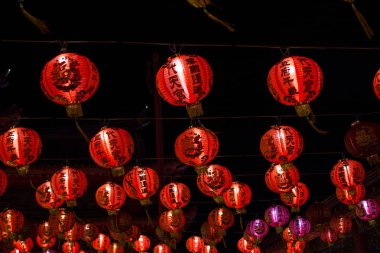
(35, 181, 64, 214)
(92, 233, 111, 252)
(373, 67, 380, 101)
(265, 163, 300, 193)
(320, 224, 338, 247)
(89, 126, 135, 177)
(175, 125, 219, 174)
(36, 235, 56, 250)
(260, 125, 303, 167)
(282, 226, 298, 244)
(200, 221, 224, 246)
(160, 182, 191, 211)
(336, 184, 366, 208)
(0, 169, 8, 196)
(305, 201, 331, 231)
(208, 207, 235, 231)
(40, 51, 100, 118)
(355, 198, 380, 225)
(223, 181, 252, 214)
(153, 243, 172, 253)
(344, 120, 380, 166)
(106, 210, 132, 233)
(186, 235, 204, 253)
(330, 158, 365, 189)
(330, 214, 352, 238)
(156, 54, 213, 118)
(48, 208, 76, 236)
(81, 223, 100, 244)
(289, 216, 311, 238)
(95, 182, 126, 215)
(13, 237, 34, 253)
(237, 237, 253, 253)
(196, 164, 232, 204)
(64, 222, 83, 242)
(159, 209, 186, 235)
(264, 204, 290, 233)
(62, 241, 81, 253)
(244, 219, 269, 244)
(107, 242, 124, 253)
(50, 166, 88, 207)
(267, 55, 325, 133)
(122, 165, 159, 206)
(37, 221, 57, 240)
(200, 245, 217, 253)
(280, 182, 309, 212)
(132, 234, 150, 253)
(0, 209, 24, 235)
(287, 240, 306, 253)
(0, 126, 42, 176)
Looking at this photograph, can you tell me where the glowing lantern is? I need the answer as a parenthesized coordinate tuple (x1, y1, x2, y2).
(196, 164, 232, 204)
(320, 224, 338, 247)
(237, 237, 255, 253)
(355, 198, 380, 225)
(280, 181, 309, 212)
(153, 244, 172, 253)
(264, 204, 290, 233)
(0, 209, 24, 236)
(37, 221, 56, 240)
(132, 234, 150, 253)
(330, 214, 352, 238)
(260, 125, 303, 167)
(282, 227, 298, 244)
(107, 242, 124, 253)
(244, 219, 269, 244)
(50, 166, 88, 207)
(89, 126, 134, 177)
(13, 237, 34, 253)
(344, 120, 380, 166)
(40, 51, 99, 118)
(373, 67, 380, 101)
(265, 163, 300, 193)
(156, 54, 213, 118)
(122, 165, 159, 206)
(36, 235, 56, 250)
(81, 223, 100, 244)
(35, 181, 64, 214)
(64, 222, 83, 242)
(289, 216, 311, 238)
(208, 207, 235, 231)
(95, 182, 126, 215)
(160, 182, 191, 211)
(267, 55, 325, 133)
(62, 241, 80, 253)
(200, 245, 217, 253)
(200, 221, 224, 246)
(287, 240, 306, 253)
(222, 181, 252, 216)
(106, 210, 132, 233)
(0, 169, 8, 196)
(159, 209, 186, 236)
(336, 184, 366, 208)
(92, 233, 111, 252)
(305, 202, 331, 231)
(330, 158, 365, 189)
(48, 208, 75, 236)
(186, 236, 204, 253)
(175, 125, 219, 174)
(0, 126, 42, 176)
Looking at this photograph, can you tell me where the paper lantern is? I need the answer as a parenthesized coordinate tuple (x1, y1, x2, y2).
(287, 240, 306, 253)
(159, 209, 186, 234)
(196, 164, 232, 204)
(153, 244, 172, 253)
(223, 181, 252, 214)
(95, 182, 126, 215)
(330, 158, 365, 189)
(282, 226, 298, 244)
(81, 223, 100, 243)
(62, 241, 81, 253)
(305, 201, 331, 231)
(50, 166, 88, 207)
(264, 204, 290, 233)
(200, 245, 217, 253)
(0, 126, 42, 175)
(260, 125, 303, 167)
(330, 214, 352, 238)
(267, 55, 325, 133)
(265, 163, 300, 193)
(175, 125, 219, 174)
(89, 126, 134, 177)
(186, 236, 204, 253)
(40, 51, 99, 118)
(132, 234, 150, 253)
(92, 233, 111, 252)
(13, 237, 34, 253)
(48, 208, 75, 235)
(320, 224, 338, 247)
(280, 181, 309, 212)
(200, 221, 224, 246)
(160, 182, 191, 211)
(122, 165, 159, 206)
(35, 181, 64, 214)
(37, 221, 57, 240)
(373, 67, 380, 100)
(107, 242, 124, 253)
(36, 235, 56, 250)
(64, 222, 83, 242)
(237, 237, 255, 253)
(0, 169, 8, 196)
(355, 198, 380, 225)
(208, 207, 235, 231)
(0, 209, 24, 235)
(244, 219, 269, 244)
(336, 184, 366, 208)
(156, 54, 213, 118)
(289, 216, 311, 238)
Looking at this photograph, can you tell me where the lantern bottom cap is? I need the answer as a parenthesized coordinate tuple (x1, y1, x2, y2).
(66, 103, 83, 118)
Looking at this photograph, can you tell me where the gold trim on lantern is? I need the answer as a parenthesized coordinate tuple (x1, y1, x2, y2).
(366, 154, 380, 167)
(139, 198, 152, 206)
(194, 164, 208, 174)
(294, 103, 313, 118)
(111, 166, 125, 177)
(107, 210, 118, 215)
(66, 199, 77, 207)
(49, 208, 59, 215)
(213, 195, 224, 205)
(16, 165, 29, 176)
(186, 102, 204, 118)
(280, 162, 293, 171)
(275, 226, 284, 234)
(65, 103, 83, 118)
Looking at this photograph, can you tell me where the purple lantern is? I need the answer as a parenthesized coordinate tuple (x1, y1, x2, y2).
(355, 198, 380, 225)
(244, 219, 269, 244)
(264, 204, 290, 233)
(289, 216, 311, 238)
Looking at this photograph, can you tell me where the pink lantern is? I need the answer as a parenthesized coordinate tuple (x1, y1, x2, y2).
(244, 219, 269, 244)
(355, 198, 380, 225)
(289, 216, 311, 238)
(264, 204, 290, 233)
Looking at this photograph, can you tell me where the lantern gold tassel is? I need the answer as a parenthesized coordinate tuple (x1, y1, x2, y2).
(186, 102, 204, 118)
(18, 0, 49, 34)
(295, 103, 328, 135)
(343, 0, 374, 40)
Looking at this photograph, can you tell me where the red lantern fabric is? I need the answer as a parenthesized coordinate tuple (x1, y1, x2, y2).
(40, 52, 100, 118)
(200, 221, 224, 246)
(0, 126, 42, 176)
(320, 224, 338, 246)
(282, 226, 298, 244)
(153, 243, 172, 253)
(260, 125, 303, 166)
(155, 226, 182, 249)
(330, 158, 365, 189)
(0, 169, 8, 196)
(305, 202, 331, 230)
(336, 184, 366, 207)
(36, 235, 56, 249)
(267, 55, 323, 116)
(223, 181, 252, 214)
(89, 127, 135, 177)
(355, 198, 380, 225)
(107, 242, 124, 253)
(200, 245, 217, 253)
(13, 237, 34, 253)
(81, 223, 100, 243)
(159, 209, 186, 233)
(186, 236, 204, 253)
(106, 210, 132, 233)
(156, 54, 213, 118)
(95, 181, 126, 215)
(132, 234, 150, 253)
(122, 165, 159, 206)
(160, 182, 191, 210)
(0, 209, 24, 234)
(109, 224, 141, 243)
(196, 164, 232, 204)
(264, 204, 290, 233)
(208, 207, 235, 231)
(330, 214, 352, 238)
(280, 182, 309, 212)
(48, 208, 75, 234)
(373, 67, 380, 99)
(265, 163, 300, 193)
(287, 240, 306, 253)
(92, 233, 111, 252)
(35, 181, 64, 213)
(62, 241, 81, 253)
(37, 221, 57, 240)
(175, 126, 219, 173)
(237, 237, 255, 253)
(64, 222, 83, 242)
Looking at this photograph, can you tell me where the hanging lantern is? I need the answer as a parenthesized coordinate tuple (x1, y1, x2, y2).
(35, 181, 64, 214)
(200, 221, 224, 247)
(196, 164, 232, 204)
(159, 209, 186, 236)
(50, 166, 88, 207)
(48, 208, 76, 237)
(208, 207, 235, 231)
(106, 210, 132, 233)
(200, 245, 217, 253)
(282, 226, 298, 244)
(92, 233, 111, 252)
(264, 204, 290, 233)
(186, 235, 204, 253)
(89, 126, 135, 177)
(81, 223, 100, 244)
(305, 201, 331, 231)
(36, 235, 56, 250)
(0, 209, 24, 237)
(153, 244, 172, 253)
(13, 237, 34, 253)
(244, 219, 269, 244)
(122, 165, 159, 206)
(237, 236, 255, 253)
(40, 51, 100, 118)
(62, 241, 81, 253)
(132, 234, 150, 253)
(0, 126, 42, 176)
(355, 198, 380, 225)
(160, 182, 191, 211)
(107, 242, 124, 253)
(320, 224, 338, 247)
(265, 163, 300, 193)
(330, 158, 365, 189)
(95, 182, 126, 215)
(37, 221, 57, 241)
(336, 184, 366, 208)
(222, 181, 252, 215)
(280, 181, 309, 212)
(330, 214, 352, 238)
(344, 120, 380, 166)
(64, 222, 83, 242)
(260, 125, 303, 168)
(175, 125, 219, 174)
(289, 216, 311, 238)
(155, 225, 182, 249)
(156, 53, 213, 118)
(267, 55, 325, 133)
(0, 169, 8, 196)
(287, 239, 306, 253)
